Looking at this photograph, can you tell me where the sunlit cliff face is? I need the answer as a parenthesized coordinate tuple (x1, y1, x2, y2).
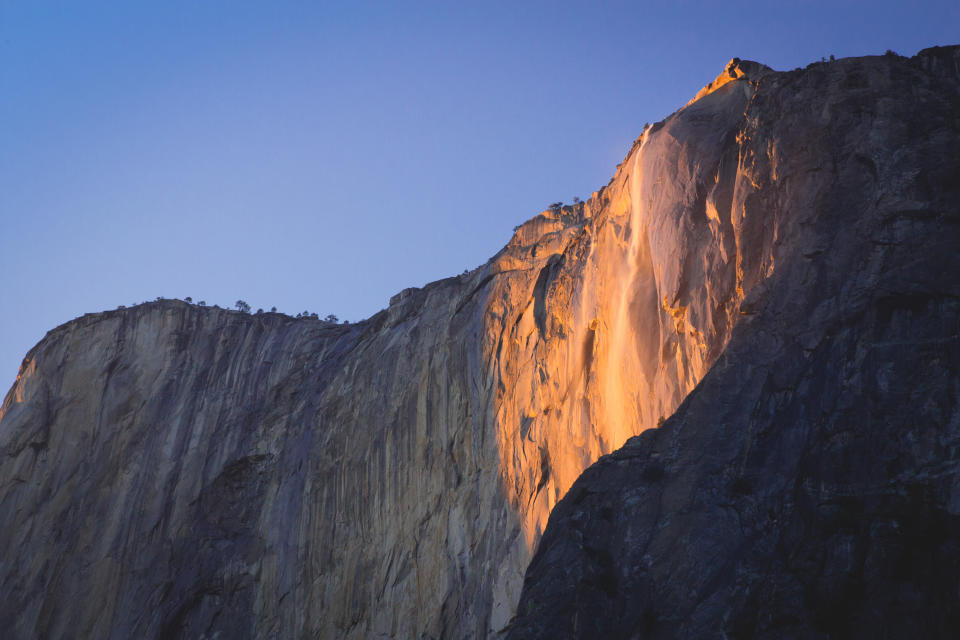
(0, 358, 35, 424)
(484, 59, 777, 625)
(0, 58, 783, 639)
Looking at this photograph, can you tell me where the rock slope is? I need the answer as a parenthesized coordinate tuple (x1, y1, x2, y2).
(508, 45, 960, 638)
(2, 46, 958, 639)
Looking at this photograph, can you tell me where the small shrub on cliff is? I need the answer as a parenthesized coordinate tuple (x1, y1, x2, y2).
(235, 300, 251, 313)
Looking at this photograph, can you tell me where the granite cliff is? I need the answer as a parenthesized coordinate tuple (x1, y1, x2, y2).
(2, 47, 958, 638)
(508, 46, 960, 638)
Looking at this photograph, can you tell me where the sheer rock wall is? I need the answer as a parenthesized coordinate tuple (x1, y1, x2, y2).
(508, 45, 960, 638)
(3, 47, 957, 639)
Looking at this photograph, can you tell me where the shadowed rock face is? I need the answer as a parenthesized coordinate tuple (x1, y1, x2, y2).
(508, 46, 960, 638)
(1, 47, 958, 639)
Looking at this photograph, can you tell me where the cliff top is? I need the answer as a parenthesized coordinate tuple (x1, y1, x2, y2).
(686, 57, 774, 106)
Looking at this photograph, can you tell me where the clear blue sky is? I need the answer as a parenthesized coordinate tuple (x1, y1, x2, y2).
(1, 0, 957, 388)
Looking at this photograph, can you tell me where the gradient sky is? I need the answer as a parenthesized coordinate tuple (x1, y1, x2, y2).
(1, 0, 957, 388)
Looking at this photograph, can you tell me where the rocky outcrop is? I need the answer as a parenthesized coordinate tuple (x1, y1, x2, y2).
(2, 47, 958, 639)
(508, 46, 960, 638)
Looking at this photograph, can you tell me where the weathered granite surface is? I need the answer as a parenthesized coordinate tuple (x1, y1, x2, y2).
(1, 46, 957, 639)
(508, 46, 960, 638)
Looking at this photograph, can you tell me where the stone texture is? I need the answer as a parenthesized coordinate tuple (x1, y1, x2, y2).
(507, 46, 960, 638)
(1, 47, 958, 639)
